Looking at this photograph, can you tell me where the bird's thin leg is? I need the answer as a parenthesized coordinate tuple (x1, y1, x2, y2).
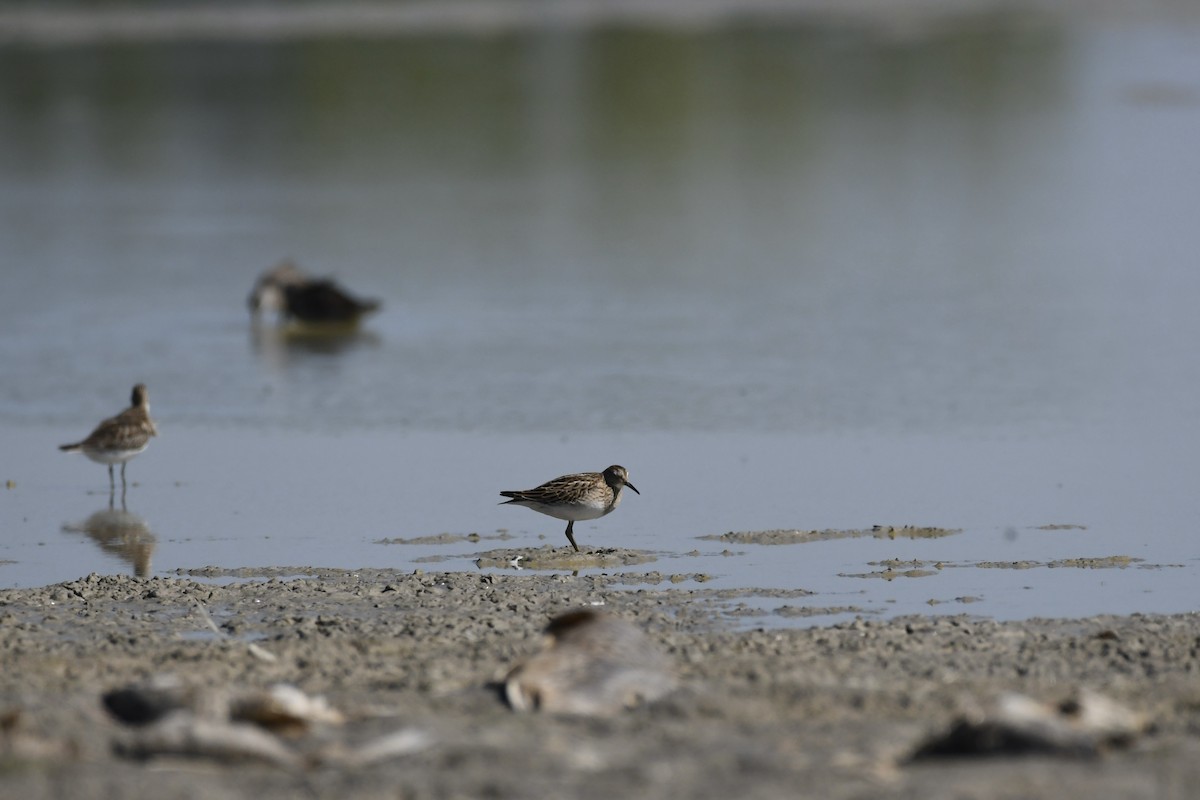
(120, 462, 127, 489)
(107, 464, 115, 491)
(565, 520, 580, 552)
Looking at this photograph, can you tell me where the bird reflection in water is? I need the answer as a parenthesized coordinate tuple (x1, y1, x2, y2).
(249, 318, 382, 371)
(62, 491, 156, 577)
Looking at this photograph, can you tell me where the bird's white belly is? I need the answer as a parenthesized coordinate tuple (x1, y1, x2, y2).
(82, 445, 147, 465)
(531, 499, 612, 522)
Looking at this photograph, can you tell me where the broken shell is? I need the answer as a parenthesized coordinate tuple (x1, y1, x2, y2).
(104, 678, 343, 734)
(505, 609, 676, 716)
(103, 674, 199, 726)
(910, 689, 1150, 759)
(231, 684, 345, 733)
(0, 707, 81, 761)
(319, 728, 432, 768)
(117, 711, 303, 768)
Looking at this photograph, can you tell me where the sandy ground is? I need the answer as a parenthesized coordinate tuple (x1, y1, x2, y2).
(1, 568, 1198, 799)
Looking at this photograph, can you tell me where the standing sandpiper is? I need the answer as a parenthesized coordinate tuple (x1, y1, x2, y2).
(59, 384, 158, 490)
(500, 465, 640, 552)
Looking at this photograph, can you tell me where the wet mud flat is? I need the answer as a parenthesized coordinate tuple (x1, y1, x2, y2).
(1, 570, 1199, 799)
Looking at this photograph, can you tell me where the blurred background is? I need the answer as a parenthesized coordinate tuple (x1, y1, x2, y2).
(1, 1, 1198, 623)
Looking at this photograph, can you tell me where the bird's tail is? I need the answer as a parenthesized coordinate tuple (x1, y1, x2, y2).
(59, 442, 82, 453)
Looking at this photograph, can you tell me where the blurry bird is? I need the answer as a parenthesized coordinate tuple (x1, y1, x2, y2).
(59, 384, 158, 490)
(248, 259, 381, 326)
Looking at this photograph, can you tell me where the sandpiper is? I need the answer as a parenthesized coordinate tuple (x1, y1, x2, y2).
(59, 384, 158, 490)
(248, 259, 381, 326)
(500, 465, 640, 552)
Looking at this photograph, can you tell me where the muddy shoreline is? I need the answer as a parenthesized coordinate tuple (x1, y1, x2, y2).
(1, 569, 1198, 799)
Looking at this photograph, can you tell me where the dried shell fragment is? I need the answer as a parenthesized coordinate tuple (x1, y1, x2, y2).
(116, 711, 303, 768)
(104, 678, 343, 734)
(103, 679, 416, 768)
(0, 708, 81, 761)
(231, 684, 345, 734)
(505, 609, 676, 716)
(911, 689, 1150, 759)
(103, 674, 198, 726)
(320, 728, 432, 768)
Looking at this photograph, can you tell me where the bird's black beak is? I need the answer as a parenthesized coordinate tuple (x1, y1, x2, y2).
(625, 482, 640, 495)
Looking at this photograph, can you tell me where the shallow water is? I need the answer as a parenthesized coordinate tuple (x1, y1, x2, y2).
(2, 13, 1199, 625)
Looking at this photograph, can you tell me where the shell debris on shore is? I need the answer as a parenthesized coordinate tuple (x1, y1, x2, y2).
(103, 676, 427, 768)
(505, 608, 677, 716)
(910, 689, 1151, 759)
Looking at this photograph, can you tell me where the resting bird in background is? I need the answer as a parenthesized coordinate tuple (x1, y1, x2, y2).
(59, 384, 158, 490)
(500, 465, 640, 552)
(247, 259, 381, 326)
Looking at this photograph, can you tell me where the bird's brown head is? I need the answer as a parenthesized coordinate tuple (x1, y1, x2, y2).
(248, 260, 306, 313)
(603, 464, 639, 495)
(131, 384, 149, 407)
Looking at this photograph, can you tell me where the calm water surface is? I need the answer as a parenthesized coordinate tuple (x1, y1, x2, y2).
(1, 15, 1198, 625)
